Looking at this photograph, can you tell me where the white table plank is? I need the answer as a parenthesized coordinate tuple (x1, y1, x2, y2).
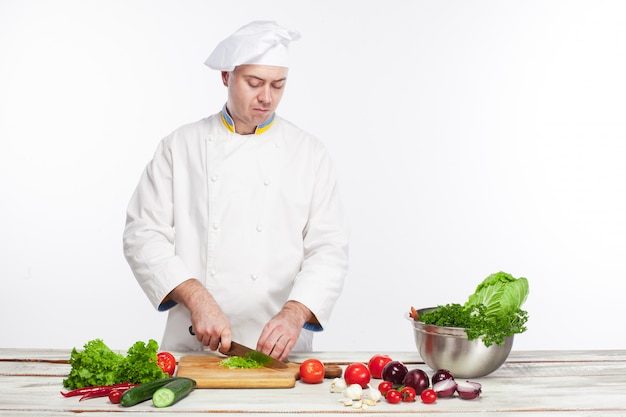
(0, 349, 625, 416)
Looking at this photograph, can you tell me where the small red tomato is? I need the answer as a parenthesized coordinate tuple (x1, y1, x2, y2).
(400, 386, 417, 402)
(367, 354, 393, 379)
(108, 389, 123, 404)
(420, 388, 437, 404)
(344, 362, 371, 388)
(299, 359, 325, 384)
(157, 351, 176, 376)
(378, 380, 393, 396)
(385, 389, 402, 404)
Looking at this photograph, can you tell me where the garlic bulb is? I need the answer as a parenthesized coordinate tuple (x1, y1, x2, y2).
(329, 377, 347, 393)
(366, 386, 382, 402)
(343, 384, 363, 400)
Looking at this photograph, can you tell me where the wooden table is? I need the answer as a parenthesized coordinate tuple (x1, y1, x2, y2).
(1, 349, 625, 416)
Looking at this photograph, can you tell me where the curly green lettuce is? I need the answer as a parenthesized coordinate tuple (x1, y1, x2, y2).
(117, 339, 166, 384)
(63, 338, 166, 389)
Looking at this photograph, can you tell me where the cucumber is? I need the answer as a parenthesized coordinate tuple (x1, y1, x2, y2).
(120, 377, 190, 407)
(152, 377, 196, 408)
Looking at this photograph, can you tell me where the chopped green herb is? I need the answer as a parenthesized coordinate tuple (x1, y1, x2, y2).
(420, 303, 528, 347)
(219, 355, 265, 369)
(417, 271, 529, 347)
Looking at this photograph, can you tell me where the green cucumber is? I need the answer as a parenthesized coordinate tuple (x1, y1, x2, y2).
(152, 377, 196, 408)
(120, 377, 190, 407)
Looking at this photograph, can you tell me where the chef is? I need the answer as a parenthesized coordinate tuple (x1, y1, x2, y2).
(123, 21, 349, 361)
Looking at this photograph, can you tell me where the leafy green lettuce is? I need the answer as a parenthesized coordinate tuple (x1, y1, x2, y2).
(117, 339, 166, 384)
(465, 271, 529, 317)
(63, 339, 166, 389)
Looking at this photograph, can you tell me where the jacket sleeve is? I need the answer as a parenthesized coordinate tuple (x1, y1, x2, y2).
(288, 142, 349, 331)
(122, 137, 192, 311)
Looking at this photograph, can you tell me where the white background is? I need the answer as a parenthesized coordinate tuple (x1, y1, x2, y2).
(1, 0, 625, 353)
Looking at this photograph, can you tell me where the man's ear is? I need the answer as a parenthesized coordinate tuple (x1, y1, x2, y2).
(221, 71, 229, 86)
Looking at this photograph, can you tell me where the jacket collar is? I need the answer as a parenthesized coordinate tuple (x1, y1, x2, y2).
(220, 104, 276, 134)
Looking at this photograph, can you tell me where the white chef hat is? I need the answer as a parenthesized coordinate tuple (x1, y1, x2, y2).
(204, 20, 301, 71)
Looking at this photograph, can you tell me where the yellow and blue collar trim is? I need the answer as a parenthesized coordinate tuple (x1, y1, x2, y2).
(220, 104, 276, 135)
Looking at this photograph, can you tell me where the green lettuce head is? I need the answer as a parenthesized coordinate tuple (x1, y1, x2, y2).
(464, 271, 529, 317)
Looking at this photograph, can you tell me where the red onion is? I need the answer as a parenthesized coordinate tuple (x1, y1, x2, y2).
(431, 369, 454, 384)
(381, 361, 408, 386)
(402, 369, 430, 395)
(455, 381, 482, 400)
(433, 378, 457, 398)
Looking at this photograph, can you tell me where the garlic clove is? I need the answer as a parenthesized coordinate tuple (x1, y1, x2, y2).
(339, 398, 353, 406)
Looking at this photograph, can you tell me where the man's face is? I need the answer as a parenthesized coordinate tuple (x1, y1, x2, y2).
(222, 65, 289, 134)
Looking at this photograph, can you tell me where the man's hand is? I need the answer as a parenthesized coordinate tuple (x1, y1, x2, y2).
(256, 300, 313, 361)
(169, 278, 232, 354)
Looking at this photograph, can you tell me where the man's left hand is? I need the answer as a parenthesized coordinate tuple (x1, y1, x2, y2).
(256, 300, 312, 361)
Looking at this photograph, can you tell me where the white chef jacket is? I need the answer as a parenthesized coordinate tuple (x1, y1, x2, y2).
(123, 109, 349, 352)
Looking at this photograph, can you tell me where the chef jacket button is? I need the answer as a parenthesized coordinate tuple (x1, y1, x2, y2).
(264, 179, 271, 186)
(208, 136, 214, 142)
(211, 175, 219, 182)
(250, 274, 257, 280)
(210, 270, 217, 276)
(256, 225, 263, 232)
(212, 223, 220, 230)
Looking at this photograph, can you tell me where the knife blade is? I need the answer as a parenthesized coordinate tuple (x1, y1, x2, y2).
(188, 325, 288, 369)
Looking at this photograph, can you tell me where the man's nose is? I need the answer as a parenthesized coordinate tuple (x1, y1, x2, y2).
(258, 86, 272, 103)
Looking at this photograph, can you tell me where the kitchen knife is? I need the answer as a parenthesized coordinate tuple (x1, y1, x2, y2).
(188, 325, 288, 369)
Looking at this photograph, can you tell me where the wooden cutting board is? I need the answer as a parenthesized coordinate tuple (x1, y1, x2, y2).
(176, 355, 301, 388)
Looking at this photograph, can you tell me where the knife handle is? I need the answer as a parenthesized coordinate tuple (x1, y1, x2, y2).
(188, 325, 195, 335)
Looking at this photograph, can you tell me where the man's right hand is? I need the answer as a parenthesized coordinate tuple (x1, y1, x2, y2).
(168, 278, 232, 353)
(189, 308, 232, 353)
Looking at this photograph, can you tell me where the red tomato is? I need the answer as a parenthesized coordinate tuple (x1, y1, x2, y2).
(400, 386, 416, 402)
(344, 362, 371, 388)
(157, 352, 176, 376)
(299, 359, 325, 384)
(108, 389, 123, 404)
(367, 354, 393, 379)
(420, 388, 437, 404)
(378, 380, 393, 396)
(386, 389, 402, 404)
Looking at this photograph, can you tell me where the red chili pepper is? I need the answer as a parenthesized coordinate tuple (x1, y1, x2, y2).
(60, 382, 136, 398)
(78, 384, 137, 401)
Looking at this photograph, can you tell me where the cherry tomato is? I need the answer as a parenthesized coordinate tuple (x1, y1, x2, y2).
(378, 380, 393, 396)
(344, 362, 371, 388)
(157, 352, 176, 376)
(299, 359, 325, 384)
(108, 389, 123, 404)
(385, 389, 402, 404)
(367, 354, 393, 379)
(420, 388, 437, 404)
(400, 386, 417, 402)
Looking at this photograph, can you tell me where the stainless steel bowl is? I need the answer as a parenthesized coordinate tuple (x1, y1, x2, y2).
(408, 307, 514, 378)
